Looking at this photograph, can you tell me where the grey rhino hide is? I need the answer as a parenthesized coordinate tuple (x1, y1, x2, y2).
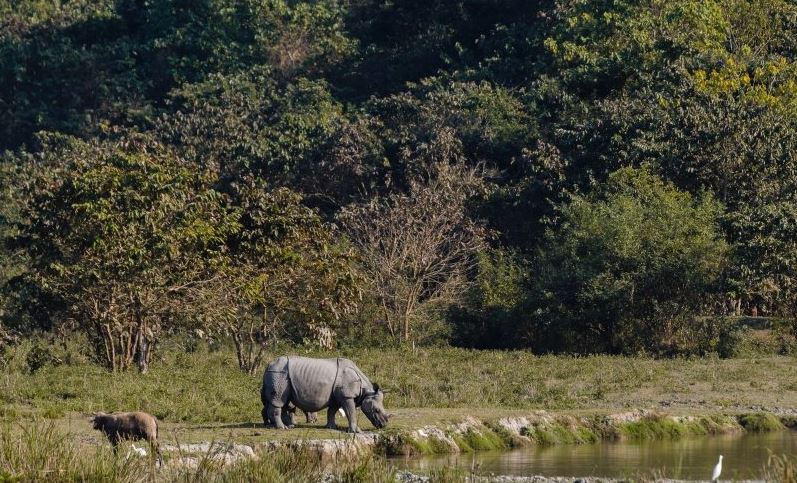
(261, 356, 389, 433)
(266, 405, 316, 427)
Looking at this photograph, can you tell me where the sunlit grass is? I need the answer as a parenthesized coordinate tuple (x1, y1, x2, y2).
(2, 338, 797, 427)
(0, 421, 397, 483)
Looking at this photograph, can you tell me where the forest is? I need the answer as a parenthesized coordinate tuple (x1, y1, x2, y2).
(2, 0, 797, 373)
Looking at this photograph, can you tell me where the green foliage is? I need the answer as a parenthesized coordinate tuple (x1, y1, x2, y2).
(0, 157, 28, 332)
(370, 79, 534, 186)
(456, 428, 508, 452)
(620, 416, 691, 440)
(615, 414, 739, 441)
(3, 0, 797, 355)
(524, 423, 599, 446)
(738, 413, 785, 432)
(24, 340, 63, 374)
(159, 66, 387, 209)
(533, 167, 729, 354)
(163, 69, 340, 180)
(193, 179, 361, 372)
(15, 134, 238, 371)
(338, 0, 542, 97)
(449, 249, 528, 348)
(531, 0, 797, 318)
(0, 0, 353, 150)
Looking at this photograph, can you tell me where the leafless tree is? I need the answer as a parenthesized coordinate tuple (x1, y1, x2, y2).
(268, 30, 311, 77)
(339, 164, 487, 343)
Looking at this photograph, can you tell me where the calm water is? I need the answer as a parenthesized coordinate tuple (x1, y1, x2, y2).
(390, 431, 797, 480)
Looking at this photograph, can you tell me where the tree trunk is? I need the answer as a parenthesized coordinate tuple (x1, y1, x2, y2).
(133, 295, 149, 374)
(136, 335, 150, 374)
(232, 332, 247, 372)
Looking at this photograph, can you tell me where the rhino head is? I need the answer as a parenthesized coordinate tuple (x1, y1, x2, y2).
(361, 384, 390, 429)
(90, 412, 107, 430)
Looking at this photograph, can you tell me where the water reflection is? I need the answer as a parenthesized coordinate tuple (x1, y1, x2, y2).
(391, 431, 797, 479)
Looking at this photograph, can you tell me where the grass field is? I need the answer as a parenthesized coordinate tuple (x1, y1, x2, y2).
(3, 339, 797, 481)
(3, 339, 797, 426)
(0, 420, 400, 483)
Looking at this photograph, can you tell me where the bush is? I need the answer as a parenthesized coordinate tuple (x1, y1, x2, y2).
(738, 413, 784, 432)
(24, 341, 63, 374)
(532, 167, 729, 355)
(449, 249, 529, 348)
(716, 319, 797, 358)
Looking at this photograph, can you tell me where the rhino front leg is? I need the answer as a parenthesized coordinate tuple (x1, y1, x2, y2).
(342, 398, 360, 433)
(325, 404, 339, 430)
(268, 405, 288, 429)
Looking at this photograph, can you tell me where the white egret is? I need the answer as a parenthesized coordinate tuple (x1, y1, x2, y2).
(711, 454, 723, 481)
(127, 444, 148, 458)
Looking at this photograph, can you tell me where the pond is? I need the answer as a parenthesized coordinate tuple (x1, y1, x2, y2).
(390, 431, 797, 480)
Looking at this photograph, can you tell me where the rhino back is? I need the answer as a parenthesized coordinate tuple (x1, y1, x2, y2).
(287, 357, 339, 411)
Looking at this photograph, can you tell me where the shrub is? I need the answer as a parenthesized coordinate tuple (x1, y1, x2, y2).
(739, 413, 784, 432)
(532, 167, 729, 355)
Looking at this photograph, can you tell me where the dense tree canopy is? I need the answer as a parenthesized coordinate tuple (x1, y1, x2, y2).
(533, 167, 728, 355)
(12, 134, 238, 371)
(3, 0, 797, 365)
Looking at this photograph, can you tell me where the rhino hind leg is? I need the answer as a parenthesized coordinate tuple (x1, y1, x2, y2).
(261, 404, 270, 427)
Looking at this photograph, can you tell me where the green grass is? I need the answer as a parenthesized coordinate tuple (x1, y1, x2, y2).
(5, 339, 797, 426)
(1, 338, 796, 461)
(620, 415, 692, 440)
(452, 428, 508, 452)
(617, 414, 743, 441)
(11, 418, 790, 483)
(738, 413, 785, 432)
(522, 421, 600, 445)
(0, 421, 398, 483)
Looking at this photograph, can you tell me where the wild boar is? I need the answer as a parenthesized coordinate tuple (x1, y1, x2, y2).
(91, 411, 163, 464)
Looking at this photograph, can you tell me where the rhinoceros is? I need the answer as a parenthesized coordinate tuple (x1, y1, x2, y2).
(260, 356, 390, 433)
(274, 405, 344, 428)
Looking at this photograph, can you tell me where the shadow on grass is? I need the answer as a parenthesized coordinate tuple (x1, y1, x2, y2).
(188, 421, 263, 430)
(186, 421, 343, 432)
